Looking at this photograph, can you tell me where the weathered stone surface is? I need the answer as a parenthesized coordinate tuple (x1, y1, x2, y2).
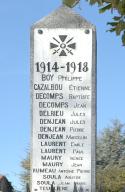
(31, 5, 95, 29)
(31, 5, 96, 192)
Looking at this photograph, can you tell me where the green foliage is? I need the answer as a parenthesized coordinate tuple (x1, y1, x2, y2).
(97, 167, 125, 191)
(87, 0, 125, 46)
(107, 16, 125, 45)
(99, 4, 112, 13)
(97, 119, 125, 169)
(20, 151, 30, 187)
(62, 0, 80, 8)
(97, 119, 125, 191)
(62, 0, 125, 45)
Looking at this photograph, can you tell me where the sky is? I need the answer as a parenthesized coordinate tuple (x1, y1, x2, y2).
(0, 0, 125, 191)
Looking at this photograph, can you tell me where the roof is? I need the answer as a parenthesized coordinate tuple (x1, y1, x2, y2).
(0, 175, 4, 181)
(0, 175, 13, 189)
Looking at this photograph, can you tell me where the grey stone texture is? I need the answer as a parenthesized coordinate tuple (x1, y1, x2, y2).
(31, 5, 96, 192)
(31, 5, 95, 29)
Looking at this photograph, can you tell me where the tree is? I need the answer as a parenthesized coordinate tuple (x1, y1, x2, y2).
(97, 167, 125, 191)
(97, 119, 125, 191)
(97, 119, 125, 169)
(20, 151, 30, 187)
(63, 0, 80, 7)
(63, 0, 125, 45)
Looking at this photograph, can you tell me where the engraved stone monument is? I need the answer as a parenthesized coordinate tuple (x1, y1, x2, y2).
(31, 5, 96, 192)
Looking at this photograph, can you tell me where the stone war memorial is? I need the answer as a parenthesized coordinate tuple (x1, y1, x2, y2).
(31, 5, 96, 192)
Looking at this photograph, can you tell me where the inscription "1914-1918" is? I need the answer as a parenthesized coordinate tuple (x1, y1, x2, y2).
(31, 10, 96, 191)
(35, 62, 89, 73)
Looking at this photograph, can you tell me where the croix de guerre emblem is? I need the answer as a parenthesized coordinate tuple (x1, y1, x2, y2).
(50, 35, 76, 56)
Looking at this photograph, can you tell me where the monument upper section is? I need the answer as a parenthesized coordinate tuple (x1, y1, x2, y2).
(32, 5, 95, 29)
